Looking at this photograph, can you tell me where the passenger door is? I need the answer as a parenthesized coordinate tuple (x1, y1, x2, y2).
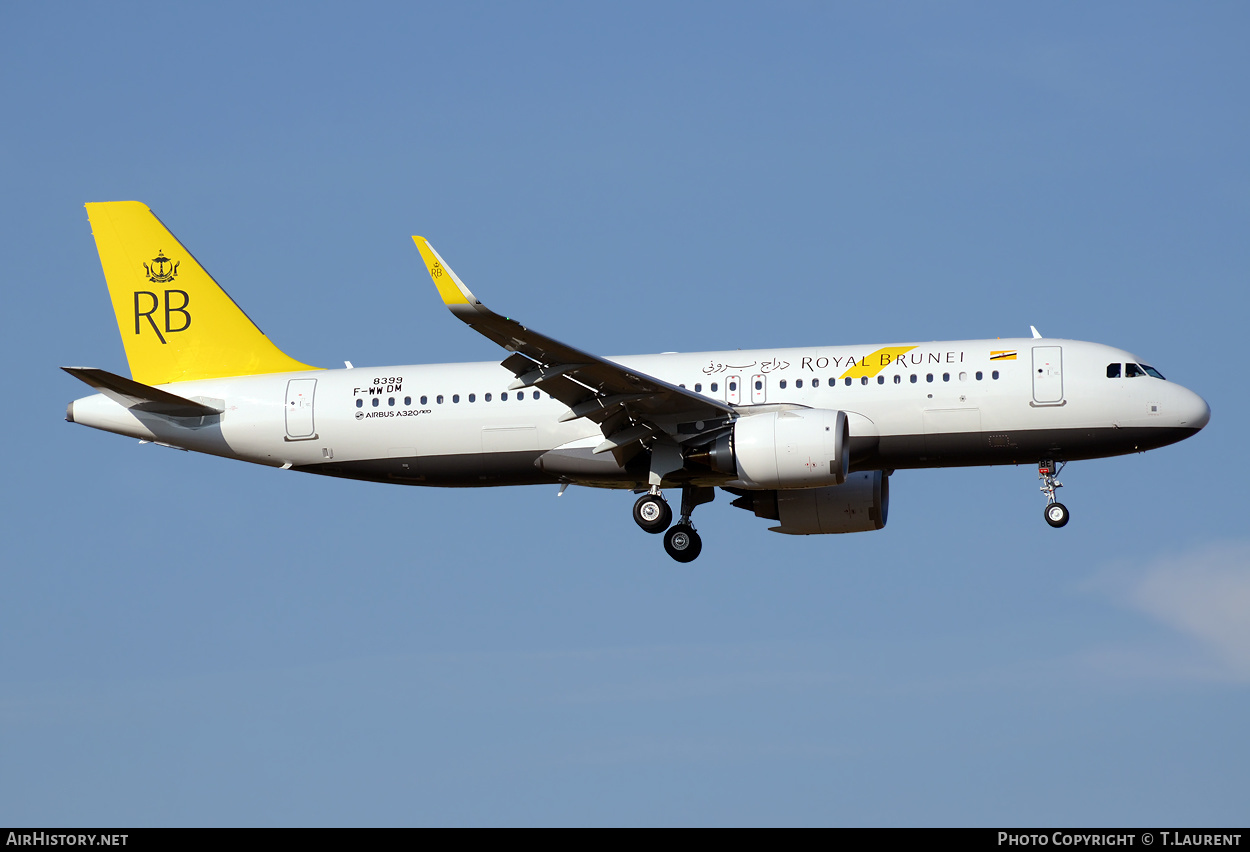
(285, 378, 317, 440)
(1031, 346, 1063, 404)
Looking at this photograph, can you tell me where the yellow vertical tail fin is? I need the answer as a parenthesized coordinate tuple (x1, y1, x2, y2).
(85, 201, 318, 385)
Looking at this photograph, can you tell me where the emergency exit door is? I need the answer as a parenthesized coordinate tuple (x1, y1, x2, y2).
(750, 374, 767, 403)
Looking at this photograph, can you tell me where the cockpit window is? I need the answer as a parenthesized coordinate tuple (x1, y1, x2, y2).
(1140, 364, 1165, 380)
(1106, 363, 1121, 378)
(1125, 363, 1145, 378)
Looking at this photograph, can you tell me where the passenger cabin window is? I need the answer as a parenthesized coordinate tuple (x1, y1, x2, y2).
(372, 398, 379, 407)
(711, 383, 718, 392)
(452, 394, 460, 403)
(356, 399, 363, 408)
(779, 380, 787, 389)
(421, 395, 428, 405)
(877, 376, 885, 384)
(812, 378, 820, 387)
(975, 371, 983, 381)
(894, 375, 901, 384)
(1107, 363, 1122, 378)
(485, 393, 492, 402)
(861, 377, 868, 385)
(695, 383, 702, 392)
(992, 370, 1000, 380)
(844, 378, 852, 386)
(436, 395, 444, 404)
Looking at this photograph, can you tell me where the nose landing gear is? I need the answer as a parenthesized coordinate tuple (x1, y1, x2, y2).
(1038, 460, 1069, 528)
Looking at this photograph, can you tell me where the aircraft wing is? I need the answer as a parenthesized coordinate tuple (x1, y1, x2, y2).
(413, 238, 735, 456)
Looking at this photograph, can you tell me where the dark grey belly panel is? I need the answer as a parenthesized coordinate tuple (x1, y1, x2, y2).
(870, 426, 1201, 470)
(296, 450, 555, 487)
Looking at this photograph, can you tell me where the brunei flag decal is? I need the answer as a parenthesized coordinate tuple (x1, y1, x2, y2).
(990, 350, 1018, 361)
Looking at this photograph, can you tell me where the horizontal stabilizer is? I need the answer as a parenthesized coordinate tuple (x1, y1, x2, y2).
(61, 367, 223, 417)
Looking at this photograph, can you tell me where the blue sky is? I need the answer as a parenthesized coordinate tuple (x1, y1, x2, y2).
(2, 1, 1247, 826)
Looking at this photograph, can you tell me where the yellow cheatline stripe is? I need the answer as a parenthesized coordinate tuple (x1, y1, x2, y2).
(412, 236, 472, 306)
(838, 346, 917, 379)
(990, 351, 1018, 360)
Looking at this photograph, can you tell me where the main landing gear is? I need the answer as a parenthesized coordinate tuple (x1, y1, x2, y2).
(632, 485, 714, 563)
(633, 492, 672, 533)
(1038, 459, 1069, 528)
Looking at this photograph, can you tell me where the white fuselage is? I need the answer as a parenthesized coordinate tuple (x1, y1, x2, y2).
(67, 337, 1210, 489)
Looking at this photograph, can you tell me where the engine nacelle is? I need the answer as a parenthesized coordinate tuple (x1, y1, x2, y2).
(703, 409, 849, 489)
(730, 470, 890, 535)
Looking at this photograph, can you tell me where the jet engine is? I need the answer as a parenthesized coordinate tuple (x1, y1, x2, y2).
(692, 409, 849, 489)
(728, 470, 890, 535)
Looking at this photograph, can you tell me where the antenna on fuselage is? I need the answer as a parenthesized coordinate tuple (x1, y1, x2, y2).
(1030, 326, 1043, 339)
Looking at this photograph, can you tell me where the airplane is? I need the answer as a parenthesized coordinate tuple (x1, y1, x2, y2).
(64, 201, 1211, 562)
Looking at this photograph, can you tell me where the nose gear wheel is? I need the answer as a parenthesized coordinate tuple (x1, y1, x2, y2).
(1045, 502, 1070, 527)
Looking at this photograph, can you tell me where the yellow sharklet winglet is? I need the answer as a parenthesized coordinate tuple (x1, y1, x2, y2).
(85, 201, 318, 386)
(412, 236, 479, 309)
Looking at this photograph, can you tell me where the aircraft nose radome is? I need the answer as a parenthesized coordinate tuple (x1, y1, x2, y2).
(1181, 388, 1211, 430)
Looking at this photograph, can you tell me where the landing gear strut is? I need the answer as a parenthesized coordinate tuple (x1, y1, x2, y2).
(633, 484, 714, 562)
(664, 484, 714, 563)
(1038, 460, 1069, 528)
